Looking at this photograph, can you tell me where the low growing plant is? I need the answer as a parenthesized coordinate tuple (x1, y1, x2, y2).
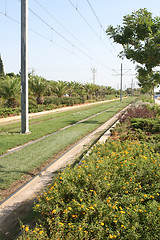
(18, 139, 160, 240)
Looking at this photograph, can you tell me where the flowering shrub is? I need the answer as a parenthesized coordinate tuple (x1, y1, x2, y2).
(118, 105, 156, 123)
(18, 139, 160, 240)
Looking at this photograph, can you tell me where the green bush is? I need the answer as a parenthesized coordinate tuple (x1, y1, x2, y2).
(0, 107, 21, 118)
(131, 118, 160, 134)
(44, 97, 84, 107)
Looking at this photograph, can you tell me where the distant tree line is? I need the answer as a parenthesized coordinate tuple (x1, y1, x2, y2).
(0, 57, 118, 109)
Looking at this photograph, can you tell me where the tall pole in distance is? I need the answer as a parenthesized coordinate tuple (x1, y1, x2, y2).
(131, 78, 133, 97)
(91, 67, 96, 84)
(21, 0, 29, 133)
(120, 63, 122, 102)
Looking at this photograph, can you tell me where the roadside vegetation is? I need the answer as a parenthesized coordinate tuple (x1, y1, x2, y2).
(0, 99, 133, 201)
(17, 101, 160, 240)
(0, 73, 121, 118)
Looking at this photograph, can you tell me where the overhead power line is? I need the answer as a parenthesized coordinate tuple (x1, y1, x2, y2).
(1, 4, 111, 70)
(27, 6, 112, 69)
(0, 10, 20, 24)
(85, 0, 133, 70)
(33, 0, 96, 56)
(86, 0, 119, 58)
(67, 0, 114, 55)
(18, 0, 112, 69)
(0, 9, 82, 60)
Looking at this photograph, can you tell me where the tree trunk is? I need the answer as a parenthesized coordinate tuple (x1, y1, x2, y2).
(153, 86, 155, 104)
(37, 96, 44, 104)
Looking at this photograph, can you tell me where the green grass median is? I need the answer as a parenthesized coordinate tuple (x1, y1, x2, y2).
(0, 99, 133, 197)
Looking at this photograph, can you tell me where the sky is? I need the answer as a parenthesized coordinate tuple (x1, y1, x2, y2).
(0, 0, 160, 90)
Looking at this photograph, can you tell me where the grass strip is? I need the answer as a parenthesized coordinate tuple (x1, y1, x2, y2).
(0, 101, 131, 193)
(0, 99, 133, 155)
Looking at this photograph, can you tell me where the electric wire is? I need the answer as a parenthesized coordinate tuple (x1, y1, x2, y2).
(27, 7, 112, 69)
(33, 0, 96, 56)
(85, 0, 134, 70)
(1, 3, 111, 70)
(86, 0, 119, 56)
(0, 10, 20, 24)
(0, 9, 82, 60)
(67, 0, 114, 55)
(17, 0, 112, 69)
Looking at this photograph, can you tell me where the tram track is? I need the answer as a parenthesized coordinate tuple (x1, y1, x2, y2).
(0, 103, 133, 230)
(0, 103, 121, 159)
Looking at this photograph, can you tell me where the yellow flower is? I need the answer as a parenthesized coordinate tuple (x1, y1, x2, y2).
(89, 206, 95, 210)
(120, 211, 125, 214)
(39, 231, 43, 234)
(63, 209, 68, 213)
(109, 234, 114, 239)
(68, 207, 72, 210)
(101, 222, 104, 226)
(121, 225, 126, 228)
(59, 222, 64, 226)
(25, 226, 29, 232)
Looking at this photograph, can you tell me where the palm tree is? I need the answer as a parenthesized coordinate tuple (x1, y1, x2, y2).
(51, 80, 68, 98)
(85, 83, 98, 100)
(29, 75, 47, 104)
(0, 76, 21, 107)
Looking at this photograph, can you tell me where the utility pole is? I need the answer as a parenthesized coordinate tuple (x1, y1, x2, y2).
(21, 0, 29, 133)
(91, 67, 96, 84)
(113, 63, 132, 102)
(131, 78, 133, 97)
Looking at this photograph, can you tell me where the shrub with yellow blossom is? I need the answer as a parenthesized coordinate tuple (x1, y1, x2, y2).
(18, 105, 160, 239)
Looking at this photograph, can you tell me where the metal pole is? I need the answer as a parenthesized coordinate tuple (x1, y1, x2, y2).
(131, 78, 133, 97)
(120, 63, 122, 101)
(91, 67, 96, 84)
(21, 0, 29, 133)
